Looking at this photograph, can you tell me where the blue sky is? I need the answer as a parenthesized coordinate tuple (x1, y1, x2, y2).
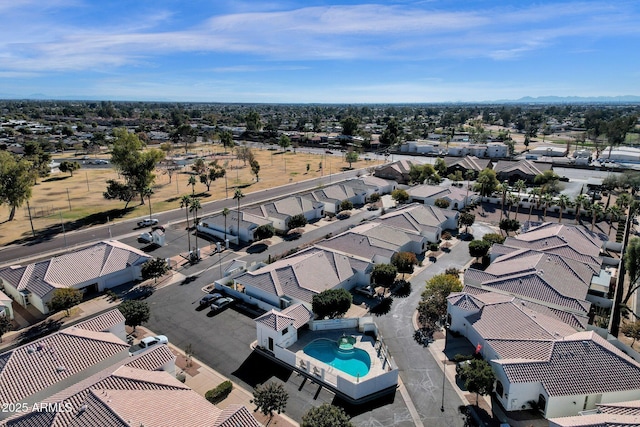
(1, 0, 639, 103)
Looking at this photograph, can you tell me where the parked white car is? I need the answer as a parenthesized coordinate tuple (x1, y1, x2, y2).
(129, 335, 168, 356)
(210, 297, 234, 311)
(137, 218, 159, 228)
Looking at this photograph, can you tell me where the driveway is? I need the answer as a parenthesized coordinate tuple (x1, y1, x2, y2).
(371, 239, 473, 427)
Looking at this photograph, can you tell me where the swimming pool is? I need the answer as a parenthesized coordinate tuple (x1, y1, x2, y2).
(303, 338, 371, 377)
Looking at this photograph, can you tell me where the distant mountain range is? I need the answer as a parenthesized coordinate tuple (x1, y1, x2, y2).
(0, 93, 639, 104)
(487, 95, 640, 104)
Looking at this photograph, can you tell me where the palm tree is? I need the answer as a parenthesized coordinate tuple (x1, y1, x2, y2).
(527, 187, 541, 222)
(617, 192, 632, 212)
(233, 188, 245, 241)
(574, 194, 590, 225)
(222, 207, 230, 246)
(542, 193, 553, 221)
(557, 194, 571, 223)
(180, 195, 192, 252)
(189, 197, 202, 259)
(590, 202, 604, 232)
(606, 205, 622, 234)
(143, 186, 154, 220)
(188, 175, 197, 195)
(514, 179, 526, 220)
(498, 182, 508, 221)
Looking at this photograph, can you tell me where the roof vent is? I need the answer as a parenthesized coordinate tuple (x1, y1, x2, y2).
(78, 404, 88, 414)
(27, 346, 36, 354)
(539, 270, 544, 275)
(521, 301, 526, 305)
(56, 365, 66, 372)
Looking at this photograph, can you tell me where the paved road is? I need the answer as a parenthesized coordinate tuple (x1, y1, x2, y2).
(371, 240, 473, 427)
(0, 168, 364, 265)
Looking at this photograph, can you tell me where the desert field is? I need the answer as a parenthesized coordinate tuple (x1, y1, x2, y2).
(0, 144, 381, 246)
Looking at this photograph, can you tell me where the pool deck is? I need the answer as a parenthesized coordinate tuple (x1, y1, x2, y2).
(287, 328, 390, 381)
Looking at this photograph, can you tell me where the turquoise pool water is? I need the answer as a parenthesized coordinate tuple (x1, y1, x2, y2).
(303, 339, 371, 377)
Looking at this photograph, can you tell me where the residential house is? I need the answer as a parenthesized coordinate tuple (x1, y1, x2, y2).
(255, 303, 313, 351)
(492, 331, 640, 418)
(311, 183, 366, 214)
(198, 210, 272, 244)
(375, 203, 458, 242)
(232, 248, 362, 310)
(493, 159, 552, 183)
(443, 156, 491, 178)
(347, 222, 428, 255)
(315, 230, 398, 265)
(374, 159, 419, 184)
(0, 241, 152, 315)
(0, 290, 13, 320)
(549, 400, 640, 427)
(245, 195, 325, 232)
(342, 176, 397, 199)
(407, 184, 477, 210)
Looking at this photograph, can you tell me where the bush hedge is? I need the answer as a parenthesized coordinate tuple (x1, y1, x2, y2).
(205, 380, 233, 404)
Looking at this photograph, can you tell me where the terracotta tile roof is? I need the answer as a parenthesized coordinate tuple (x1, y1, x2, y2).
(550, 412, 640, 426)
(598, 400, 640, 415)
(1, 344, 261, 427)
(312, 183, 367, 203)
(235, 250, 355, 303)
(376, 203, 449, 234)
(201, 209, 271, 228)
(74, 309, 125, 333)
(261, 195, 323, 218)
(316, 231, 397, 261)
(444, 155, 491, 171)
(215, 404, 262, 427)
(255, 310, 296, 332)
(506, 222, 605, 258)
(460, 287, 588, 329)
(495, 331, 640, 397)
(0, 241, 151, 298)
(281, 303, 313, 329)
(465, 267, 591, 314)
(349, 222, 425, 249)
(375, 159, 418, 175)
(493, 159, 551, 176)
(0, 328, 129, 405)
(467, 300, 577, 341)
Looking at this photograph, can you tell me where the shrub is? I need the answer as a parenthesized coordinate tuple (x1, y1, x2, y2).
(441, 231, 452, 240)
(205, 380, 233, 404)
(445, 267, 460, 276)
(369, 193, 381, 203)
(429, 242, 439, 251)
(482, 233, 506, 245)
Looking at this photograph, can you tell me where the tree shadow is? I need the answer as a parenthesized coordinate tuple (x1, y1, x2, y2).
(369, 296, 393, 316)
(42, 176, 71, 182)
(17, 318, 63, 345)
(247, 243, 268, 254)
(13, 207, 134, 246)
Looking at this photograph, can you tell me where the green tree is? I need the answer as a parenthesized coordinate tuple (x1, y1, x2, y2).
(391, 251, 418, 278)
(434, 198, 450, 209)
(245, 110, 262, 132)
(200, 160, 226, 191)
(482, 233, 506, 245)
(534, 170, 560, 194)
(621, 320, 640, 347)
(171, 123, 196, 154)
(371, 263, 398, 288)
(180, 195, 192, 251)
(0, 314, 13, 342)
(469, 239, 490, 262)
(220, 130, 235, 150)
(302, 403, 354, 427)
(379, 118, 402, 146)
(434, 157, 447, 176)
(110, 128, 164, 205)
(340, 199, 354, 211)
(23, 139, 52, 180)
(287, 213, 307, 230)
(250, 159, 260, 182)
(59, 160, 81, 177)
(391, 189, 409, 204)
(458, 359, 495, 406)
(623, 237, 640, 306)
(341, 116, 359, 136)
(345, 151, 359, 168)
(252, 381, 288, 424)
(141, 258, 169, 284)
(590, 202, 604, 232)
(188, 174, 197, 195)
(408, 164, 440, 185)
(574, 194, 590, 224)
(254, 224, 275, 240)
(418, 273, 462, 328)
(0, 151, 35, 221)
(499, 218, 520, 235)
(459, 212, 475, 233)
(556, 194, 571, 223)
(233, 188, 245, 239)
(47, 288, 83, 316)
(474, 168, 499, 214)
(103, 179, 136, 209)
(311, 288, 352, 319)
(278, 134, 291, 152)
(118, 300, 150, 332)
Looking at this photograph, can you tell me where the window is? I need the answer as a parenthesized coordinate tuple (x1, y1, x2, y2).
(538, 394, 547, 412)
(495, 381, 504, 398)
(282, 327, 289, 335)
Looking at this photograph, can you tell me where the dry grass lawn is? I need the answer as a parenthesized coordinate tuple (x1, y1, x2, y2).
(0, 145, 381, 246)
